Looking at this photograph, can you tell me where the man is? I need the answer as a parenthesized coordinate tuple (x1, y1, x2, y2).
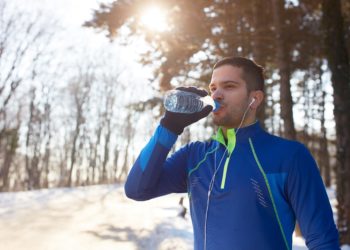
(125, 57, 340, 250)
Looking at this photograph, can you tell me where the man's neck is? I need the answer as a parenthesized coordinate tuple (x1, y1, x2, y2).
(221, 119, 257, 138)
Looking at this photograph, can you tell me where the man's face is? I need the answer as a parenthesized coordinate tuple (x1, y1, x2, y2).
(209, 65, 250, 128)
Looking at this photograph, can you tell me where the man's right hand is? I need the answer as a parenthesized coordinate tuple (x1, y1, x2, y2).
(160, 87, 213, 135)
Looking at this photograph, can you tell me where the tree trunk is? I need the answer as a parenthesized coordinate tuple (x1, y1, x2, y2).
(271, 0, 299, 236)
(271, 0, 296, 140)
(113, 148, 120, 182)
(252, 0, 267, 129)
(25, 88, 35, 190)
(301, 73, 310, 145)
(0, 128, 18, 192)
(101, 120, 111, 183)
(318, 67, 331, 187)
(67, 124, 79, 187)
(42, 145, 51, 189)
(42, 102, 52, 189)
(89, 126, 102, 185)
(322, 0, 350, 244)
(118, 147, 129, 182)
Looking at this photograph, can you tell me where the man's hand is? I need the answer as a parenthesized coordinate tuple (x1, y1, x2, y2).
(160, 86, 213, 135)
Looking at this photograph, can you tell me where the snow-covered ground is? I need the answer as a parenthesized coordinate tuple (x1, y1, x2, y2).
(0, 184, 348, 250)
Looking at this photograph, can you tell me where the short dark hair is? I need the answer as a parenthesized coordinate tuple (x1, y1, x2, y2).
(213, 56, 264, 92)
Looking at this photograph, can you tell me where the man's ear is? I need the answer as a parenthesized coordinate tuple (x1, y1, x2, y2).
(249, 90, 264, 109)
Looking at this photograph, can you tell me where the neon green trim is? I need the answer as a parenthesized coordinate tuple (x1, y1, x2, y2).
(220, 157, 230, 189)
(212, 127, 237, 189)
(212, 127, 236, 154)
(188, 146, 218, 177)
(226, 129, 236, 154)
(211, 127, 226, 146)
(248, 138, 290, 250)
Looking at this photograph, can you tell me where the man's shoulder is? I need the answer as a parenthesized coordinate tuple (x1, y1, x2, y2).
(255, 131, 314, 174)
(259, 130, 307, 155)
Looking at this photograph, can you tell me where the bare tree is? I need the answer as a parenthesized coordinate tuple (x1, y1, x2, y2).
(100, 91, 115, 183)
(25, 87, 41, 190)
(0, 126, 19, 191)
(0, 2, 55, 191)
(67, 65, 94, 187)
(117, 112, 134, 182)
(88, 124, 102, 185)
(41, 98, 52, 189)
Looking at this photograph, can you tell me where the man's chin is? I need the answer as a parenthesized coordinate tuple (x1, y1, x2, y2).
(213, 117, 224, 126)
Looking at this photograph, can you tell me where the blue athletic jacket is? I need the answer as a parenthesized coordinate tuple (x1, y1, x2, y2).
(125, 122, 340, 250)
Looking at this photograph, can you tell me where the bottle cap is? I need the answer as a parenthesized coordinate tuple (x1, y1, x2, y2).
(213, 100, 220, 112)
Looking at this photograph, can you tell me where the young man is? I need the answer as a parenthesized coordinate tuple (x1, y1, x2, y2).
(125, 57, 340, 250)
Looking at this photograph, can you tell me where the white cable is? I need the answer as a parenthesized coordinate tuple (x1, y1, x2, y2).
(235, 101, 252, 136)
(203, 146, 227, 250)
(203, 100, 252, 250)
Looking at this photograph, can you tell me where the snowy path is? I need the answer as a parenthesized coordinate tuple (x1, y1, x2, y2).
(0, 184, 340, 250)
(0, 185, 192, 250)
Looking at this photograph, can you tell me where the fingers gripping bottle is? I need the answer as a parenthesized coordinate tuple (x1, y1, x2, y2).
(164, 89, 220, 114)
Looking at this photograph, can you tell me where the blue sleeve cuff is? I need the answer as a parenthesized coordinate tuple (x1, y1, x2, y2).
(139, 124, 178, 171)
(157, 124, 178, 149)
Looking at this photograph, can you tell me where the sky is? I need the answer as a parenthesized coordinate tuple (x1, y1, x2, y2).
(9, 0, 152, 79)
(19, 0, 110, 26)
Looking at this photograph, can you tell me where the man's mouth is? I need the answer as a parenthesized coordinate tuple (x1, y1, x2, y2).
(213, 100, 223, 113)
(213, 104, 223, 114)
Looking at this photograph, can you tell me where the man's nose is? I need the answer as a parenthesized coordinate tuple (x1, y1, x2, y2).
(211, 88, 223, 100)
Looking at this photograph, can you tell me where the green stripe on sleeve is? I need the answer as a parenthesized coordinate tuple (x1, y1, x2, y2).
(188, 146, 219, 177)
(249, 138, 290, 250)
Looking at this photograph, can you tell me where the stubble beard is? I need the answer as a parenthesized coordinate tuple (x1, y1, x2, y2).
(213, 109, 243, 129)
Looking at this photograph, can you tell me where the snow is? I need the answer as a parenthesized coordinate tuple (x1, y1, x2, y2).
(0, 184, 349, 250)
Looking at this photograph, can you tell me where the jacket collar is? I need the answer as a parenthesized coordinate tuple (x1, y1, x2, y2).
(212, 121, 262, 153)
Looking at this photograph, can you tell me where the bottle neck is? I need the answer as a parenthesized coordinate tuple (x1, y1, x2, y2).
(201, 95, 215, 109)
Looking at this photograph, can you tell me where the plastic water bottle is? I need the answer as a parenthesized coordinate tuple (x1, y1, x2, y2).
(164, 89, 219, 114)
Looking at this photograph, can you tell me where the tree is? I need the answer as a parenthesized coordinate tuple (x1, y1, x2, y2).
(25, 87, 42, 190)
(322, 0, 350, 244)
(0, 2, 55, 191)
(66, 65, 94, 187)
(270, 0, 296, 140)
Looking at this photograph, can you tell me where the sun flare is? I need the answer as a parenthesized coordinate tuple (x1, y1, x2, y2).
(140, 6, 168, 32)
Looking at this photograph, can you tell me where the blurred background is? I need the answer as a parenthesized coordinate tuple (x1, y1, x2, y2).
(0, 0, 350, 247)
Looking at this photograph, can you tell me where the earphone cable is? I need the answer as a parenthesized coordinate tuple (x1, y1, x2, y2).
(203, 101, 252, 250)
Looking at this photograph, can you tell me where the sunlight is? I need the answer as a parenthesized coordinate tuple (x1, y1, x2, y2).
(140, 6, 168, 32)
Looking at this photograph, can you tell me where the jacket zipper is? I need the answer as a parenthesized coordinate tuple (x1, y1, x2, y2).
(220, 154, 231, 189)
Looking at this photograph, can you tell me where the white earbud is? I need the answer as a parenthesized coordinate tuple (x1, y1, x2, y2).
(249, 98, 256, 107)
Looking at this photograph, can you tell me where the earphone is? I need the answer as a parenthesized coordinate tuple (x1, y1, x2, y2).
(249, 97, 256, 107)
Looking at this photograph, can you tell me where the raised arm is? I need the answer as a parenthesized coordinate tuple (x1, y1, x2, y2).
(125, 87, 213, 201)
(124, 124, 188, 200)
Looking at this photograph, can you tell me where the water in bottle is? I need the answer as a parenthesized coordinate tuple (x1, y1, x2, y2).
(164, 89, 219, 114)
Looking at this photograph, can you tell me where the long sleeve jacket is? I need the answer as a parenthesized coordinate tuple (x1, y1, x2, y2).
(125, 122, 340, 250)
